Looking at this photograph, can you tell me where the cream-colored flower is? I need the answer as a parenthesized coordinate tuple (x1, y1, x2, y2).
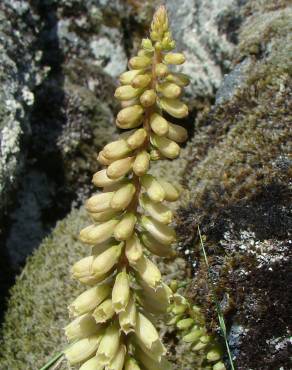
(106, 344, 126, 370)
(64, 313, 99, 342)
(93, 298, 115, 323)
(96, 322, 120, 365)
(112, 270, 130, 313)
(64, 334, 102, 365)
(119, 294, 137, 334)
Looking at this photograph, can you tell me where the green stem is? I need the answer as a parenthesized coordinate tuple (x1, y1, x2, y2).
(198, 225, 236, 370)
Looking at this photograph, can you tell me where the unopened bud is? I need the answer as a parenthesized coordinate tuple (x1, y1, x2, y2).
(79, 220, 119, 245)
(114, 212, 136, 241)
(64, 313, 99, 342)
(150, 113, 169, 136)
(207, 348, 221, 362)
(96, 322, 120, 365)
(64, 334, 102, 365)
(116, 105, 144, 129)
(176, 318, 195, 330)
(79, 356, 104, 370)
(127, 128, 147, 149)
(167, 122, 188, 143)
(141, 38, 153, 51)
(103, 139, 132, 160)
(133, 150, 150, 176)
(183, 328, 204, 343)
(111, 183, 136, 210)
(140, 194, 173, 224)
(92, 243, 123, 276)
(151, 134, 180, 159)
(157, 179, 180, 201)
(97, 150, 115, 165)
(93, 298, 115, 323)
(90, 209, 120, 223)
(166, 72, 190, 87)
(156, 81, 181, 99)
(69, 283, 111, 317)
(125, 234, 143, 263)
(85, 192, 114, 213)
(149, 149, 163, 161)
(119, 294, 137, 334)
(141, 215, 176, 245)
(119, 70, 143, 85)
(107, 157, 134, 179)
(131, 254, 161, 289)
(132, 74, 151, 88)
(155, 63, 168, 77)
(159, 97, 188, 118)
(140, 89, 156, 107)
(92, 169, 124, 188)
(141, 174, 165, 202)
(129, 56, 152, 69)
(115, 85, 142, 101)
(213, 361, 226, 370)
(163, 53, 185, 65)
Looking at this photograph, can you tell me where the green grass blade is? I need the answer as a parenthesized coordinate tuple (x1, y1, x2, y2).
(198, 225, 236, 370)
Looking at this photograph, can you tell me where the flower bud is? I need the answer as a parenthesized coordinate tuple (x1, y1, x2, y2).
(116, 105, 144, 129)
(176, 318, 195, 330)
(157, 179, 180, 201)
(107, 157, 134, 179)
(207, 348, 221, 362)
(141, 216, 176, 245)
(65, 313, 99, 342)
(213, 361, 226, 370)
(92, 243, 123, 275)
(125, 234, 143, 263)
(132, 74, 151, 88)
(155, 63, 168, 77)
(140, 194, 173, 224)
(167, 122, 188, 143)
(151, 134, 180, 159)
(141, 174, 165, 202)
(121, 98, 140, 108)
(141, 232, 174, 257)
(90, 209, 121, 223)
(149, 149, 163, 161)
(141, 38, 153, 51)
(96, 322, 120, 364)
(115, 85, 143, 101)
(79, 220, 119, 245)
(79, 357, 104, 370)
(166, 72, 190, 87)
(64, 334, 102, 365)
(149, 113, 169, 136)
(93, 298, 115, 323)
(119, 70, 143, 85)
(129, 56, 152, 69)
(119, 294, 137, 334)
(69, 283, 111, 317)
(71, 256, 102, 285)
(182, 328, 204, 343)
(107, 344, 126, 370)
(125, 357, 141, 370)
(163, 53, 185, 65)
(85, 192, 114, 213)
(133, 151, 150, 176)
(130, 254, 161, 289)
(135, 312, 166, 360)
(112, 270, 130, 313)
(98, 150, 115, 165)
(159, 97, 188, 118)
(92, 169, 124, 188)
(111, 183, 136, 210)
(127, 128, 147, 149)
(140, 89, 156, 107)
(114, 212, 136, 240)
(192, 340, 208, 351)
(103, 139, 132, 160)
(156, 82, 181, 99)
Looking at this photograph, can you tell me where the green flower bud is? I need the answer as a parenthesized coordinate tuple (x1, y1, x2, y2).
(183, 328, 204, 343)
(132, 74, 151, 88)
(119, 70, 143, 85)
(167, 122, 188, 143)
(124, 357, 141, 370)
(176, 318, 195, 330)
(141, 174, 165, 203)
(157, 179, 180, 201)
(166, 72, 190, 87)
(149, 113, 169, 136)
(133, 150, 150, 176)
(140, 194, 173, 224)
(207, 347, 222, 362)
(141, 215, 176, 245)
(163, 53, 185, 65)
(151, 133, 181, 159)
(115, 85, 143, 101)
(213, 361, 226, 370)
(140, 89, 157, 107)
(129, 56, 152, 69)
(156, 82, 181, 99)
(141, 38, 153, 51)
(155, 63, 169, 77)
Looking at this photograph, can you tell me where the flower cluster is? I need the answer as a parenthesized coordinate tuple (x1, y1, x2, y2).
(64, 6, 190, 369)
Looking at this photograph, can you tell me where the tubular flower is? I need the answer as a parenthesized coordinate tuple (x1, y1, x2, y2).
(64, 6, 191, 369)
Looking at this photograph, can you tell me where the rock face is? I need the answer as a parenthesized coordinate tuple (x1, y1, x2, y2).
(1, 0, 291, 370)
